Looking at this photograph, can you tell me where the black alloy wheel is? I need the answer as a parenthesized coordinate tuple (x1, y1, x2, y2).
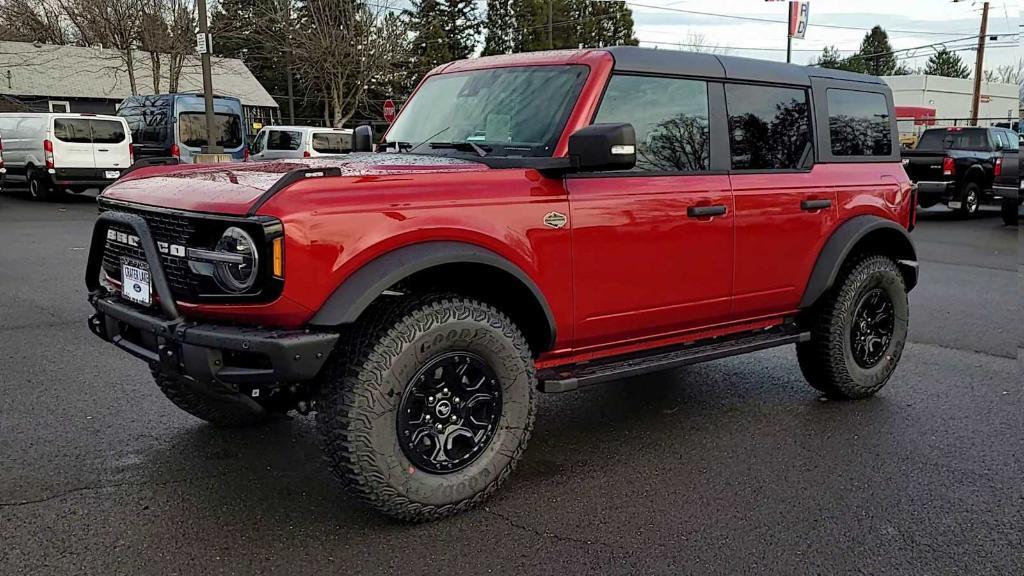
(849, 288, 895, 369)
(397, 352, 503, 474)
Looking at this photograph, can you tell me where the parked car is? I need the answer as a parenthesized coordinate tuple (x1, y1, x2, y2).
(85, 47, 918, 521)
(902, 126, 1020, 217)
(0, 112, 133, 200)
(249, 126, 353, 161)
(116, 94, 247, 164)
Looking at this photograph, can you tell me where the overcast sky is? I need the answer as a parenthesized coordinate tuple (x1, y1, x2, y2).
(627, 0, 1021, 70)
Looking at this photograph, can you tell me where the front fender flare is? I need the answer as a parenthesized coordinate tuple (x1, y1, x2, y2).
(308, 241, 557, 348)
(800, 215, 918, 308)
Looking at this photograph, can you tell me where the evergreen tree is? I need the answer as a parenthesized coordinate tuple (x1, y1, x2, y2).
(812, 45, 864, 73)
(484, 0, 636, 54)
(850, 26, 897, 76)
(482, 0, 515, 55)
(923, 48, 971, 78)
(408, 0, 481, 77)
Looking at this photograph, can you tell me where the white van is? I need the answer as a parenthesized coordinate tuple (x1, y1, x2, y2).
(249, 126, 353, 161)
(0, 113, 133, 200)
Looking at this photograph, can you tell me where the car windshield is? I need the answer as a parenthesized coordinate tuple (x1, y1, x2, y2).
(384, 65, 589, 157)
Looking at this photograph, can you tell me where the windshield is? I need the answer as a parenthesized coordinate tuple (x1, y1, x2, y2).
(385, 65, 589, 157)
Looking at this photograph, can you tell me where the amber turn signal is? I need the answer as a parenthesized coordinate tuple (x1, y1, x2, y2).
(272, 237, 283, 278)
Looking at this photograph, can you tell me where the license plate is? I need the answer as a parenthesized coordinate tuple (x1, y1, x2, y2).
(121, 260, 151, 306)
(105, 170, 121, 179)
(948, 201, 962, 209)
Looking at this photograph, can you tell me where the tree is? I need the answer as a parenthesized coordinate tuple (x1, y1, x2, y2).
(292, 0, 408, 126)
(984, 59, 1024, 84)
(407, 0, 479, 78)
(482, 0, 636, 55)
(850, 26, 898, 76)
(0, 0, 71, 44)
(813, 45, 864, 73)
(482, 0, 515, 55)
(138, 0, 195, 93)
(63, 0, 145, 94)
(923, 48, 970, 79)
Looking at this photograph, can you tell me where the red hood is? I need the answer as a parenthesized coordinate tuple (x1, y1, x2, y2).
(100, 154, 488, 215)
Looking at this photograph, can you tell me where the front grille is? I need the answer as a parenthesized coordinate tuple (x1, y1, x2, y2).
(100, 206, 201, 301)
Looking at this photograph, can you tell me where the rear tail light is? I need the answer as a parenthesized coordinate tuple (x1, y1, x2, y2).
(129, 143, 134, 165)
(994, 157, 1002, 177)
(303, 150, 311, 158)
(942, 156, 955, 176)
(43, 139, 54, 169)
(244, 145, 250, 162)
(171, 143, 180, 159)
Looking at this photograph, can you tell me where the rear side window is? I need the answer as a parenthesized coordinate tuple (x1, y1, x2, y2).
(827, 89, 892, 156)
(53, 118, 92, 143)
(916, 128, 990, 151)
(594, 75, 710, 172)
(91, 120, 126, 144)
(726, 84, 811, 170)
(267, 130, 302, 151)
(312, 132, 351, 153)
(1004, 130, 1020, 151)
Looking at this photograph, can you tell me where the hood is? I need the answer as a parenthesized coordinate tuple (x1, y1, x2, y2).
(100, 153, 488, 215)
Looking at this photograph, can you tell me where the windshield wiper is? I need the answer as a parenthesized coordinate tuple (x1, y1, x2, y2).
(429, 141, 490, 157)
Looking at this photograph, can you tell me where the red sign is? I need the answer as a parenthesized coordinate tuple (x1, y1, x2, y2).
(383, 99, 397, 123)
(789, 1, 809, 39)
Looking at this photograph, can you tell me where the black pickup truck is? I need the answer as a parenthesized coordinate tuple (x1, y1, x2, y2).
(902, 127, 1020, 221)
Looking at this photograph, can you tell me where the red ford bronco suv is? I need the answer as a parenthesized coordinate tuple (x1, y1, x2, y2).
(86, 47, 918, 521)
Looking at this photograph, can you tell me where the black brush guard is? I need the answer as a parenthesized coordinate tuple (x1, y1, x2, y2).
(85, 211, 337, 387)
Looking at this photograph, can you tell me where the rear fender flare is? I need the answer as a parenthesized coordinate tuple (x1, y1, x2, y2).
(800, 215, 918, 308)
(308, 241, 557, 349)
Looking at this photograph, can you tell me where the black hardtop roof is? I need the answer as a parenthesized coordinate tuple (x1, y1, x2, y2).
(604, 46, 886, 87)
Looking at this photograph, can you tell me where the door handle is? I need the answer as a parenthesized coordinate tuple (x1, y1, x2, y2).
(687, 205, 727, 218)
(97, 148, 110, 152)
(800, 199, 832, 211)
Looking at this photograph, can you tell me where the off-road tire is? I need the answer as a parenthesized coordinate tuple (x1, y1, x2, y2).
(27, 167, 57, 201)
(797, 255, 909, 400)
(316, 294, 538, 522)
(1001, 198, 1019, 226)
(957, 181, 980, 217)
(152, 368, 269, 427)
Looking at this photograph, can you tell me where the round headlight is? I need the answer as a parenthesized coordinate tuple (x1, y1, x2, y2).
(213, 227, 258, 293)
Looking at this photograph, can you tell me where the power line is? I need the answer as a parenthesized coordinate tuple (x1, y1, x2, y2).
(594, 0, 1006, 37)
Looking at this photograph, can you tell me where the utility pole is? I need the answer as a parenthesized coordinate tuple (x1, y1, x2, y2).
(969, 1, 989, 126)
(197, 0, 222, 154)
(786, 35, 792, 63)
(548, 0, 553, 49)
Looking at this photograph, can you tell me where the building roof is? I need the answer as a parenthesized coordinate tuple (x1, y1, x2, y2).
(881, 74, 1019, 99)
(0, 41, 277, 108)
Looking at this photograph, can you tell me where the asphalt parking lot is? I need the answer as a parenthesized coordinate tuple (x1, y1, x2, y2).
(1, 189, 1020, 575)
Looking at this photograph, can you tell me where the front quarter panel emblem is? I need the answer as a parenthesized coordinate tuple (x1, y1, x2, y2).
(543, 211, 568, 229)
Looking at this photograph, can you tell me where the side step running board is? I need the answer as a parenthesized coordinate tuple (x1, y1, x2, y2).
(538, 326, 810, 393)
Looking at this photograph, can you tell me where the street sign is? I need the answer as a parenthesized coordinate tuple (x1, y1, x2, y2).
(383, 99, 397, 123)
(789, 1, 810, 39)
(195, 32, 211, 54)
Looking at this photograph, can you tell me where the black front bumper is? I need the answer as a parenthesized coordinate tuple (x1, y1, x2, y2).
(86, 211, 337, 388)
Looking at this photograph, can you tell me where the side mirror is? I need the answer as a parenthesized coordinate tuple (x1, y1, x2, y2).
(568, 123, 636, 171)
(353, 124, 374, 152)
